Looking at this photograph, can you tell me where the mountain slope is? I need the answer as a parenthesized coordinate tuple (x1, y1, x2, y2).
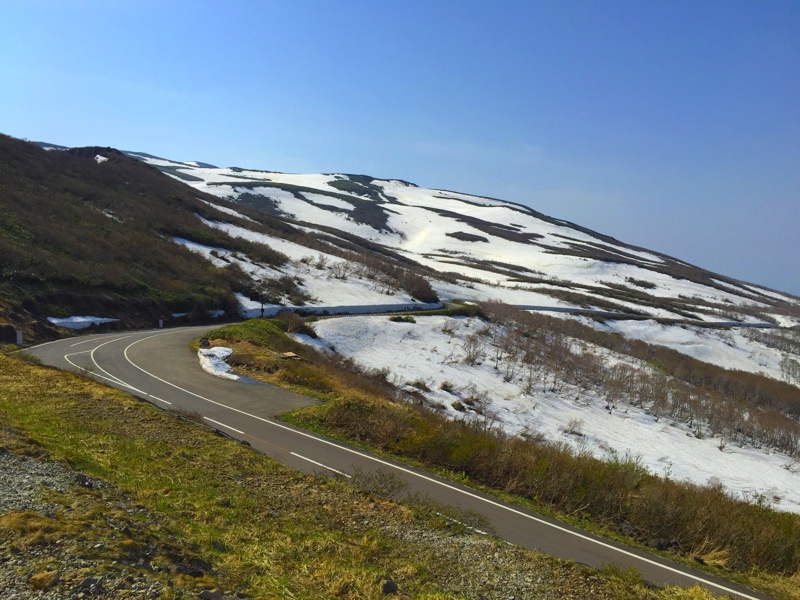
(127, 151, 800, 326)
(117, 148, 800, 514)
(5, 136, 799, 513)
(0, 135, 295, 332)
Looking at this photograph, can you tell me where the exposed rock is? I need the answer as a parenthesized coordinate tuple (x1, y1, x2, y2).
(646, 538, 670, 551)
(29, 570, 59, 589)
(76, 472, 95, 489)
(381, 578, 398, 594)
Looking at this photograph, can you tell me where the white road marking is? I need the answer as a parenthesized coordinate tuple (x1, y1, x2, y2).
(89, 335, 137, 387)
(205, 418, 244, 434)
(148, 395, 172, 405)
(69, 334, 125, 347)
(290, 452, 351, 478)
(56, 328, 759, 600)
(434, 511, 492, 537)
(63, 352, 146, 393)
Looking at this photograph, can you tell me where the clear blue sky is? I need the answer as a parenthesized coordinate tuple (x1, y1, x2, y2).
(2, 1, 798, 295)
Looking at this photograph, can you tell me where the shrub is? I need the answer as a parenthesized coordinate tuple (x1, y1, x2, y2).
(301, 392, 800, 575)
(278, 363, 334, 393)
(439, 380, 455, 393)
(389, 315, 416, 323)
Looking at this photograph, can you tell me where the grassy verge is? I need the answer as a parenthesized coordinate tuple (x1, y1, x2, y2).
(200, 319, 800, 600)
(0, 348, 725, 599)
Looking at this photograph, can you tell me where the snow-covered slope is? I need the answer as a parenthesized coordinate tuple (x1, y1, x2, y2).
(127, 151, 799, 324)
(298, 315, 800, 513)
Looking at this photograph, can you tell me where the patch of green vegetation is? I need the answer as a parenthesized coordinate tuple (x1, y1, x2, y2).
(0, 353, 448, 597)
(208, 318, 300, 353)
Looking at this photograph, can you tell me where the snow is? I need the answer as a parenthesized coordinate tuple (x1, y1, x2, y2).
(94, 155, 108, 164)
(769, 313, 800, 329)
(198, 347, 241, 381)
(299, 191, 354, 211)
(299, 315, 800, 513)
(174, 232, 439, 316)
(599, 319, 787, 380)
(126, 146, 791, 313)
(198, 199, 255, 222)
(145, 157, 796, 320)
(97, 208, 121, 222)
(47, 316, 118, 329)
(130, 154, 800, 513)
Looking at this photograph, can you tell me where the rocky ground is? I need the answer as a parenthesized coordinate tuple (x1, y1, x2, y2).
(0, 428, 239, 600)
(0, 421, 656, 600)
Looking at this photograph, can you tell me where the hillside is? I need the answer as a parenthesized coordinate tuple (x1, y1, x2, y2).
(2, 135, 799, 595)
(0, 135, 290, 334)
(4, 136, 798, 515)
(3, 350, 673, 600)
(107, 149, 800, 516)
(125, 150, 800, 327)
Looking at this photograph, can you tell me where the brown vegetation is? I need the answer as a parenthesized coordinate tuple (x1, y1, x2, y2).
(0, 135, 286, 327)
(481, 301, 800, 455)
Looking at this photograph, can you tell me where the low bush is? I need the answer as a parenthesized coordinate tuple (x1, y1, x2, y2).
(278, 363, 334, 393)
(297, 394, 800, 576)
(389, 315, 416, 323)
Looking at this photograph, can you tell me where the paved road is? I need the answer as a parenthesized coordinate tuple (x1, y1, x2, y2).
(29, 327, 771, 600)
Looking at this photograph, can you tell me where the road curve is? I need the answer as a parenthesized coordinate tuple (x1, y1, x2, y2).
(28, 326, 771, 600)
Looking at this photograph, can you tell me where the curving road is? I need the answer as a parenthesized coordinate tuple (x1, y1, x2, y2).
(28, 326, 771, 600)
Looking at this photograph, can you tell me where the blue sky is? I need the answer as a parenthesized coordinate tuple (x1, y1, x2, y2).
(2, 1, 798, 294)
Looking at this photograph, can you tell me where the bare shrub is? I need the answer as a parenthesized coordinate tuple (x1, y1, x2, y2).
(314, 254, 329, 269)
(312, 391, 800, 575)
(564, 418, 584, 437)
(462, 332, 485, 366)
(327, 261, 351, 280)
(169, 406, 205, 424)
(349, 466, 408, 501)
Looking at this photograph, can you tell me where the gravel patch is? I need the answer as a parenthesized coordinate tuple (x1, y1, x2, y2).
(0, 435, 237, 600)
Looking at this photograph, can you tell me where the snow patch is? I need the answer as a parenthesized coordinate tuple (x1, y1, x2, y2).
(197, 347, 240, 381)
(47, 316, 118, 329)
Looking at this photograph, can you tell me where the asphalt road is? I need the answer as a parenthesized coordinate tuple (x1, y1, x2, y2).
(28, 326, 772, 600)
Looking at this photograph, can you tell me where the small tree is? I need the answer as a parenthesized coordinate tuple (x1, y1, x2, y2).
(462, 332, 485, 366)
